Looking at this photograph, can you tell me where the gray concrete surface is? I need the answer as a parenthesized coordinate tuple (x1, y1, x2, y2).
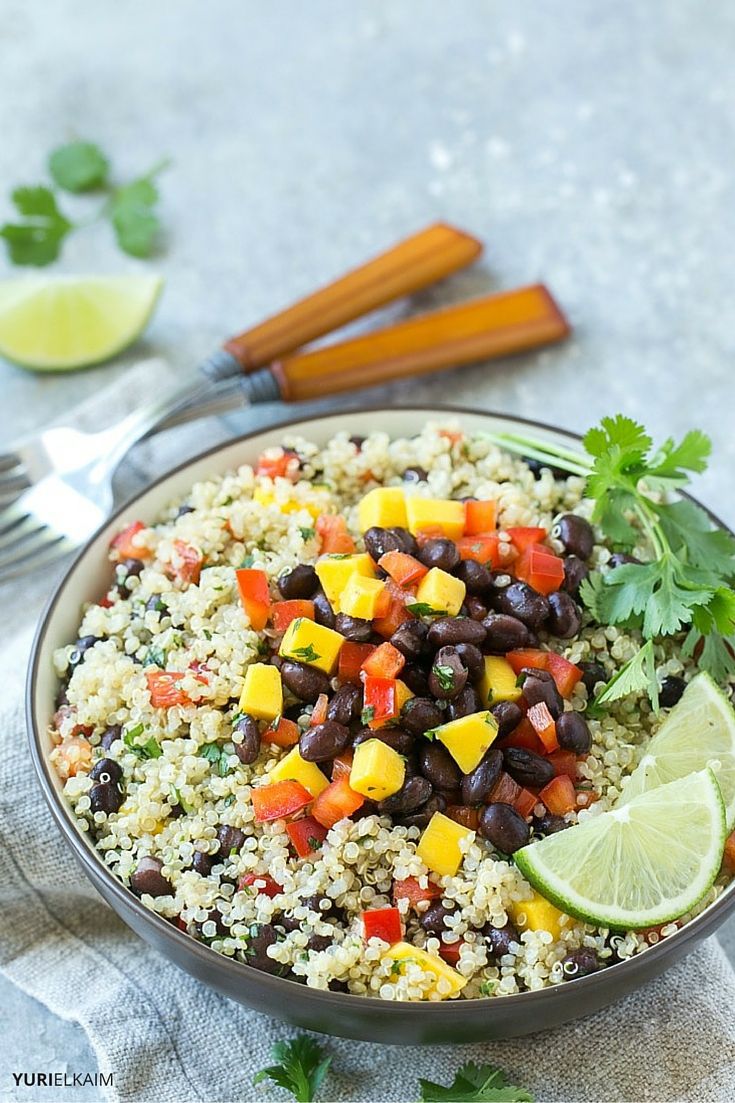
(1, 0, 735, 1097)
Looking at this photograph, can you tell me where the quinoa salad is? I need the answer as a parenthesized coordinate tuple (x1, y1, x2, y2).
(49, 423, 735, 1002)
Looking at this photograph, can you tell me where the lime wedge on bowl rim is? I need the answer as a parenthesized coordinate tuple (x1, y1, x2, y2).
(618, 672, 735, 830)
(515, 769, 726, 930)
(0, 274, 163, 371)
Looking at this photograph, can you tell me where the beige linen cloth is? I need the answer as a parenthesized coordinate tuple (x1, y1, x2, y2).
(1, 369, 735, 1103)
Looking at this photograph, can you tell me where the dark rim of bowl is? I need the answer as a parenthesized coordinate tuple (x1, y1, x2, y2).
(26, 403, 735, 1015)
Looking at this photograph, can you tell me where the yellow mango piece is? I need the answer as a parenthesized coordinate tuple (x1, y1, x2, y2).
(314, 553, 375, 611)
(253, 486, 320, 519)
(405, 498, 465, 540)
(339, 574, 386, 619)
(267, 746, 329, 797)
(414, 567, 466, 617)
(382, 941, 467, 997)
(358, 487, 407, 532)
(433, 711, 499, 774)
(417, 811, 475, 877)
(279, 618, 344, 674)
(238, 662, 283, 721)
(350, 738, 405, 800)
(509, 891, 566, 940)
(479, 656, 522, 706)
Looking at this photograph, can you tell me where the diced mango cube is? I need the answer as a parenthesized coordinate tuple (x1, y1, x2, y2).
(314, 553, 375, 611)
(350, 738, 405, 800)
(414, 568, 466, 617)
(417, 811, 475, 877)
(238, 663, 283, 721)
(432, 711, 499, 774)
(382, 941, 467, 997)
(479, 656, 522, 705)
(358, 487, 407, 532)
(508, 891, 567, 940)
(406, 498, 465, 540)
(253, 486, 320, 518)
(279, 618, 344, 674)
(266, 746, 330, 797)
(339, 574, 386, 620)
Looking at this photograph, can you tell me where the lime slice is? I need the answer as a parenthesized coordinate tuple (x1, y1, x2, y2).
(0, 274, 163, 371)
(515, 769, 726, 930)
(619, 672, 735, 829)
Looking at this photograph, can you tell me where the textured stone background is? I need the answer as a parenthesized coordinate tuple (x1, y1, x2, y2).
(1, 0, 734, 1095)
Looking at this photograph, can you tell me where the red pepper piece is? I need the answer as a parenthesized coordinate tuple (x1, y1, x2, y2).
(286, 816, 329, 858)
(235, 568, 271, 630)
(362, 907, 403, 944)
(272, 600, 315, 633)
(251, 779, 313, 822)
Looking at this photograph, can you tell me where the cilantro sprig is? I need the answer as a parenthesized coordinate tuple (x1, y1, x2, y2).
(419, 1061, 534, 1102)
(253, 1035, 331, 1103)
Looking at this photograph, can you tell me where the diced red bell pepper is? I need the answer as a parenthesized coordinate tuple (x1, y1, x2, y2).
(238, 872, 282, 897)
(526, 701, 559, 753)
(110, 520, 152, 560)
(439, 428, 464, 446)
(438, 940, 464, 966)
(548, 749, 579, 780)
(372, 582, 414, 638)
(546, 652, 583, 698)
(98, 594, 115, 608)
(311, 775, 365, 828)
(415, 526, 445, 548)
(272, 600, 315, 633)
(316, 514, 356, 555)
(506, 526, 547, 552)
(286, 816, 329, 858)
(361, 642, 405, 680)
(575, 788, 599, 810)
(456, 534, 500, 567)
(464, 499, 497, 535)
(488, 771, 522, 806)
(235, 568, 271, 630)
(171, 540, 203, 585)
(310, 693, 329, 726)
(514, 788, 539, 818)
(497, 718, 545, 755)
(506, 649, 550, 676)
(514, 545, 565, 596)
(378, 550, 428, 587)
(363, 676, 401, 728)
(338, 641, 376, 684)
(392, 877, 442, 906)
(331, 750, 353, 779)
(539, 774, 577, 815)
(252, 779, 313, 822)
(722, 830, 735, 874)
(262, 717, 301, 748)
(445, 805, 480, 831)
(362, 906, 403, 944)
(255, 448, 298, 479)
(146, 670, 192, 709)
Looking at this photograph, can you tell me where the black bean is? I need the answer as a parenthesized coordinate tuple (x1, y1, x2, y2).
(306, 933, 333, 953)
(300, 721, 351, 762)
(328, 979, 350, 993)
(131, 856, 171, 897)
(461, 749, 503, 804)
(427, 617, 486, 649)
(465, 595, 489, 621)
(533, 812, 570, 836)
(490, 700, 523, 739)
(217, 824, 245, 856)
(352, 727, 415, 756)
(446, 684, 481, 720)
(145, 593, 168, 615)
(391, 620, 428, 660)
(233, 715, 261, 765)
(312, 589, 336, 629)
(403, 466, 429, 483)
(555, 514, 594, 560)
(503, 747, 555, 788)
(377, 776, 433, 815)
(561, 948, 602, 980)
(68, 635, 102, 670)
(483, 920, 519, 959)
(244, 924, 288, 975)
(523, 455, 570, 481)
(454, 642, 484, 681)
(334, 613, 373, 642)
(546, 591, 582, 638)
(660, 675, 687, 708)
(482, 613, 535, 653)
(453, 559, 493, 594)
(363, 526, 414, 562)
(115, 557, 145, 595)
(192, 851, 214, 875)
(562, 555, 589, 597)
(90, 782, 122, 814)
(99, 725, 122, 750)
(89, 757, 122, 784)
(608, 552, 641, 568)
(579, 660, 607, 696)
(277, 564, 318, 600)
(429, 646, 468, 700)
(391, 527, 419, 556)
(491, 583, 549, 630)
(195, 907, 228, 937)
(394, 792, 447, 829)
(281, 660, 331, 702)
(479, 803, 530, 853)
(420, 901, 456, 934)
(401, 663, 430, 697)
(556, 712, 591, 754)
(418, 538, 460, 573)
(327, 684, 362, 725)
(521, 669, 563, 720)
(176, 503, 195, 517)
(420, 743, 462, 791)
(401, 696, 443, 736)
(349, 435, 366, 450)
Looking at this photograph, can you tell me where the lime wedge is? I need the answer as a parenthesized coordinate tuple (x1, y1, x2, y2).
(515, 769, 726, 930)
(0, 274, 163, 371)
(619, 672, 735, 829)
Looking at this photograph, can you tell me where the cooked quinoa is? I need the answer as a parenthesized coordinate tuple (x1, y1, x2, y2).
(49, 423, 729, 1001)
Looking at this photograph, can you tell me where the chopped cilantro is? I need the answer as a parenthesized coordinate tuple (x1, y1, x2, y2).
(405, 602, 448, 617)
(292, 644, 321, 663)
(433, 664, 455, 692)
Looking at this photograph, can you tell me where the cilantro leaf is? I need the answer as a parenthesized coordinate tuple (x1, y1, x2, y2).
(589, 640, 659, 715)
(253, 1034, 331, 1103)
(292, 644, 321, 663)
(0, 186, 72, 266)
(405, 602, 448, 617)
(656, 499, 735, 575)
(419, 1060, 533, 1102)
(48, 141, 109, 192)
(110, 177, 161, 257)
(433, 664, 456, 692)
